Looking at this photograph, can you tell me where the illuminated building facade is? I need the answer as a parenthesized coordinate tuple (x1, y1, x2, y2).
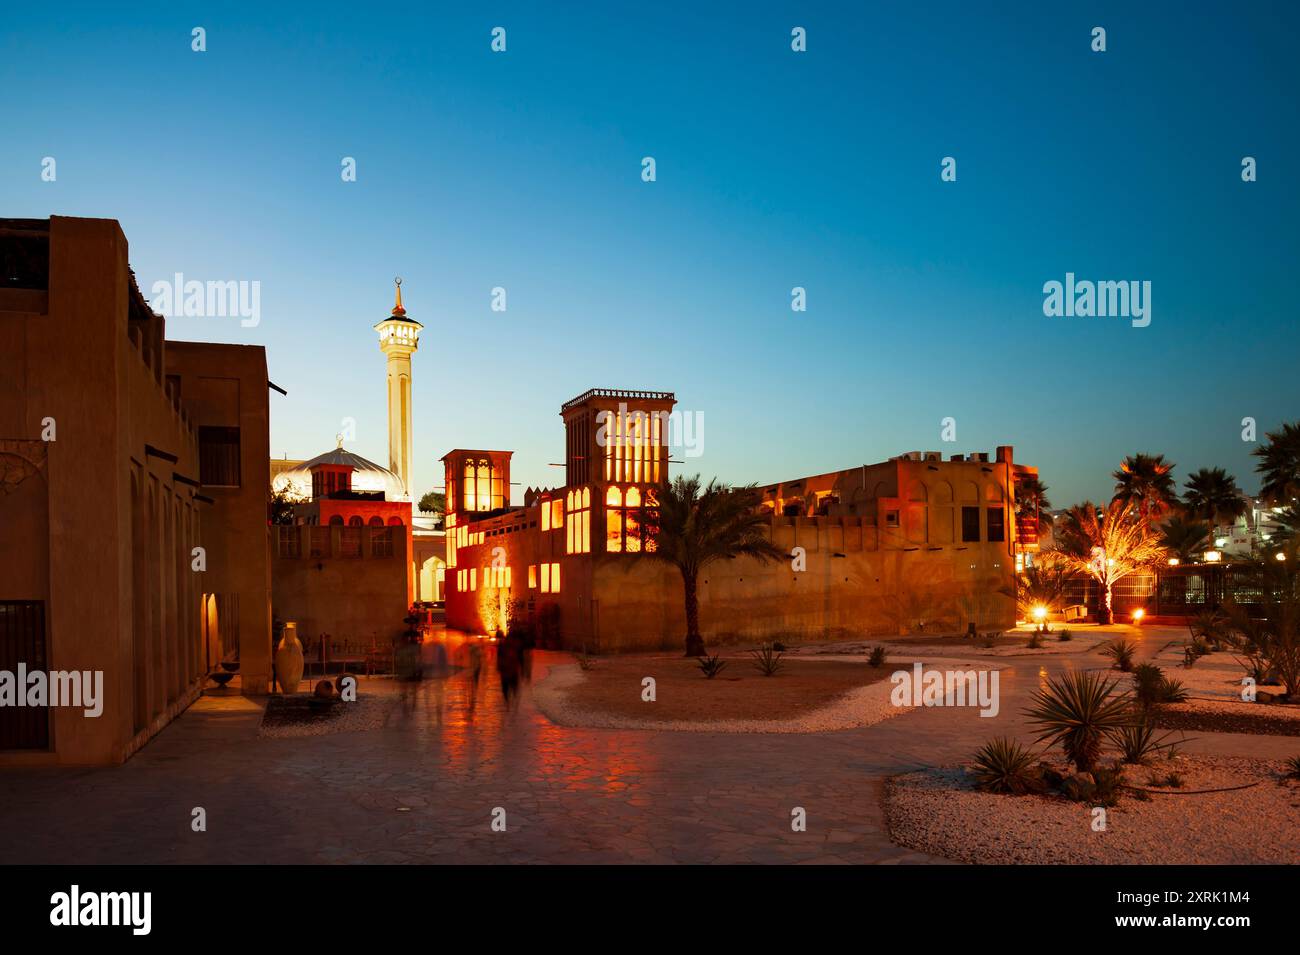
(443, 388, 1038, 651)
(0, 216, 272, 764)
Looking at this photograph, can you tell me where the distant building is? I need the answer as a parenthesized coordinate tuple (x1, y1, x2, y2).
(443, 388, 1037, 650)
(0, 216, 271, 764)
(267, 281, 443, 648)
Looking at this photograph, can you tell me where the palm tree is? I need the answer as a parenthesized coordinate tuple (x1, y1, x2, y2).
(1182, 467, 1246, 535)
(1112, 453, 1179, 520)
(1253, 421, 1300, 506)
(1159, 514, 1211, 563)
(645, 475, 786, 656)
(1056, 500, 1168, 624)
(1014, 474, 1054, 533)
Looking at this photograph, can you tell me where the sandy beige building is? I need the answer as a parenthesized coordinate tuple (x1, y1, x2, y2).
(444, 389, 1039, 651)
(0, 216, 270, 765)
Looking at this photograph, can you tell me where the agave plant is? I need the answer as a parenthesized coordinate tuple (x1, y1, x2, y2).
(1132, 663, 1188, 709)
(1285, 755, 1300, 779)
(697, 654, 727, 679)
(749, 642, 784, 676)
(1101, 638, 1137, 672)
(1025, 670, 1132, 773)
(867, 645, 887, 668)
(1109, 718, 1179, 765)
(971, 737, 1041, 794)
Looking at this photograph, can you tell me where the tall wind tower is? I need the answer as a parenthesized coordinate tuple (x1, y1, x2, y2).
(374, 277, 421, 500)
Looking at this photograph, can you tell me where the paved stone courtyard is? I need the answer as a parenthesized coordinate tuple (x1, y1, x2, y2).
(0, 626, 1291, 864)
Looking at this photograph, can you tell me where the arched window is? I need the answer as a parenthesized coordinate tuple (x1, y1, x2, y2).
(368, 516, 384, 527)
(476, 458, 491, 511)
(387, 515, 404, 526)
(329, 514, 344, 526)
(463, 460, 477, 512)
(348, 515, 363, 527)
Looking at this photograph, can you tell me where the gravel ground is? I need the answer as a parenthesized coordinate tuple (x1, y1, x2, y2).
(532, 657, 1002, 734)
(1140, 646, 1300, 735)
(886, 755, 1300, 864)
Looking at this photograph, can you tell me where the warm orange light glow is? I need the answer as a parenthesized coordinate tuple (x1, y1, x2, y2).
(1031, 605, 1047, 622)
(1276, 552, 1288, 562)
(1131, 608, 1145, 623)
(1204, 550, 1222, 563)
(1167, 557, 1179, 566)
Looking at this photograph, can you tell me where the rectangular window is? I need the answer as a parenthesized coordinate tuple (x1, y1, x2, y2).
(541, 500, 551, 531)
(371, 526, 394, 558)
(469, 568, 477, 591)
(885, 510, 900, 528)
(277, 526, 301, 559)
(340, 527, 362, 558)
(198, 426, 241, 487)
(550, 562, 560, 593)
(987, 507, 1005, 543)
(541, 563, 551, 593)
(528, 565, 537, 589)
(961, 506, 981, 543)
(551, 499, 564, 529)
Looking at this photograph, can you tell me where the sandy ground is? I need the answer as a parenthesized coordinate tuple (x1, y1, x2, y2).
(1139, 645, 1300, 736)
(257, 678, 403, 738)
(533, 655, 1004, 733)
(886, 755, 1300, 864)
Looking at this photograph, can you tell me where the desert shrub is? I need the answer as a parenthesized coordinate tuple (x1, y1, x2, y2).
(698, 654, 727, 679)
(749, 643, 784, 676)
(971, 737, 1041, 794)
(1182, 636, 1211, 668)
(1101, 638, 1137, 672)
(1133, 664, 1189, 709)
(772, 641, 787, 652)
(867, 645, 887, 667)
(1148, 771, 1184, 789)
(1027, 631, 1044, 649)
(1091, 765, 1125, 807)
(1025, 670, 1132, 773)
(1057, 629, 1073, 642)
(1285, 755, 1300, 779)
(1109, 719, 1178, 764)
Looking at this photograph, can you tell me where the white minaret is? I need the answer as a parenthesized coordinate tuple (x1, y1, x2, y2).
(374, 277, 421, 500)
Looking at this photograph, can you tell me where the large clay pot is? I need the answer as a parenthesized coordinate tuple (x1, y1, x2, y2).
(275, 622, 305, 695)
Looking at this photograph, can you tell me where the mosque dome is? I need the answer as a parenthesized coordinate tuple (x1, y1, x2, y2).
(272, 442, 409, 502)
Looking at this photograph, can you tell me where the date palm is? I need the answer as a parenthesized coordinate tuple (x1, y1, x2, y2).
(1112, 453, 1179, 520)
(1014, 474, 1054, 532)
(646, 475, 786, 656)
(1158, 514, 1211, 563)
(1182, 467, 1246, 534)
(1253, 421, 1300, 506)
(1056, 500, 1168, 624)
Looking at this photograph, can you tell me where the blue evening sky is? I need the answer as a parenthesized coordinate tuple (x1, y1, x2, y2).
(3, 1, 1296, 508)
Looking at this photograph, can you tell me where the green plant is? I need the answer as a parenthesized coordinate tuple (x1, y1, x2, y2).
(1285, 755, 1300, 778)
(1133, 664, 1189, 709)
(1057, 628, 1073, 642)
(640, 475, 787, 656)
(1025, 670, 1133, 773)
(867, 645, 886, 667)
(1027, 631, 1044, 649)
(970, 737, 1041, 794)
(698, 654, 727, 679)
(1101, 638, 1137, 672)
(1148, 771, 1184, 789)
(1109, 719, 1178, 764)
(1054, 499, 1168, 624)
(749, 642, 784, 676)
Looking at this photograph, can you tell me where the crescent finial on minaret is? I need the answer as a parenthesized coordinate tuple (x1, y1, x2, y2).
(392, 276, 406, 316)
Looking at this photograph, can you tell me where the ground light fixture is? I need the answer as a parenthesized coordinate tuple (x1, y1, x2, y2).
(1131, 608, 1145, 625)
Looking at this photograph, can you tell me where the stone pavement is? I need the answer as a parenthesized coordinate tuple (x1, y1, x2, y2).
(0, 625, 1289, 864)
